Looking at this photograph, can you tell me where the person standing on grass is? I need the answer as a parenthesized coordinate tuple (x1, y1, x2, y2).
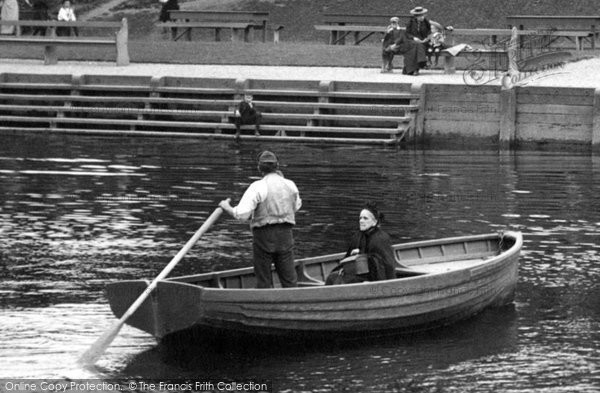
(1, 0, 31, 35)
(158, 0, 179, 39)
(219, 151, 302, 289)
(57, 0, 78, 36)
(31, 0, 51, 36)
(159, 0, 179, 22)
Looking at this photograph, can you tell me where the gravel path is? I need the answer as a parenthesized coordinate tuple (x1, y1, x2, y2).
(1, 57, 598, 87)
(80, 0, 130, 20)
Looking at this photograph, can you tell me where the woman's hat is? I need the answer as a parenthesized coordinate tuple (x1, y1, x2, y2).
(410, 7, 428, 16)
(390, 17, 400, 23)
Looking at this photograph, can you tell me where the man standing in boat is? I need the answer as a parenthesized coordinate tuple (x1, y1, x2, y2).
(219, 151, 302, 288)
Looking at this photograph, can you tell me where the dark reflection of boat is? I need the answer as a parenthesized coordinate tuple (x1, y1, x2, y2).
(118, 305, 519, 380)
(105, 232, 522, 347)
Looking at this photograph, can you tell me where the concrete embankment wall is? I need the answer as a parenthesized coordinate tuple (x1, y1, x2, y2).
(420, 83, 600, 150)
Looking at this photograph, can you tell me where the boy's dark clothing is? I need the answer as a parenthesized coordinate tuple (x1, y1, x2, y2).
(233, 101, 261, 136)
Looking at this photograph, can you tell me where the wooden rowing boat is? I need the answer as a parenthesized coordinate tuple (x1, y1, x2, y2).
(106, 231, 522, 342)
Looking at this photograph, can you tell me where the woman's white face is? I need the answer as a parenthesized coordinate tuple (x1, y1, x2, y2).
(359, 209, 377, 231)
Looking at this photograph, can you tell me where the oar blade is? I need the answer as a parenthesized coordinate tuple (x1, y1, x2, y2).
(77, 206, 223, 365)
(78, 319, 124, 366)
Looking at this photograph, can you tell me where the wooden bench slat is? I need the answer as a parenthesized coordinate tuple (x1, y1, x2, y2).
(0, 37, 115, 45)
(168, 10, 269, 21)
(450, 28, 593, 36)
(316, 25, 593, 37)
(263, 113, 411, 122)
(0, 20, 122, 28)
(0, 83, 73, 90)
(161, 10, 274, 43)
(0, 93, 419, 111)
(75, 85, 153, 92)
(154, 87, 237, 94)
(0, 126, 402, 145)
(325, 91, 419, 99)
(158, 22, 252, 29)
(254, 101, 419, 111)
(321, 13, 411, 25)
(314, 24, 388, 33)
(0, 104, 412, 122)
(1, 115, 404, 134)
(244, 89, 417, 99)
(0, 18, 129, 65)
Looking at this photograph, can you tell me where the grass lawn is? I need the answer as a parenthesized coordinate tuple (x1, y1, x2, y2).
(0, 40, 384, 67)
(6, 0, 598, 68)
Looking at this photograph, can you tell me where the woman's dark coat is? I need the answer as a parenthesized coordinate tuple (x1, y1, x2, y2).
(345, 226, 397, 281)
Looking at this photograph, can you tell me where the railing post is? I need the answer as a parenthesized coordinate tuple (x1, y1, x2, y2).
(499, 86, 517, 150)
(410, 82, 425, 143)
(261, 20, 267, 42)
(116, 18, 130, 66)
(592, 88, 600, 151)
(498, 27, 518, 150)
(272, 26, 282, 44)
(316, 80, 332, 131)
(143, 76, 163, 130)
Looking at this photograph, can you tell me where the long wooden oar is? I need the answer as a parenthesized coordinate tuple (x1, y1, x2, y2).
(78, 206, 224, 366)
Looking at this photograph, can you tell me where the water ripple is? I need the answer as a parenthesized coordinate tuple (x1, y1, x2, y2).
(0, 136, 598, 391)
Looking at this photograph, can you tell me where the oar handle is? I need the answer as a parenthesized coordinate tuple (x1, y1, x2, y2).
(118, 207, 223, 322)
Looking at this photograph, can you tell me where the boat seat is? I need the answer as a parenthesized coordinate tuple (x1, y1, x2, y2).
(395, 267, 428, 278)
(298, 280, 325, 287)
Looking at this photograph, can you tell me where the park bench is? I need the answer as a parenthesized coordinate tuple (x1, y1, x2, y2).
(0, 74, 419, 144)
(441, 31, 572, 78)
(158, 10, 282, 43)
(315, 13, 411, 45)
(446, 28, 591, 52)
(506, 15, 599, 50)
(440, 48, 509, 75)
(0, 18, 129, 66)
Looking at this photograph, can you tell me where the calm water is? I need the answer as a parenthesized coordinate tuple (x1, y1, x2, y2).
(0, 135, 598, 392)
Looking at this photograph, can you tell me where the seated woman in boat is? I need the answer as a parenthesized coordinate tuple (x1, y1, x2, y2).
(326, 202, 398, 284)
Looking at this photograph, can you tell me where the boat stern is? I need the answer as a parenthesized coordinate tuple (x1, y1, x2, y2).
(106, 280, 205, 339)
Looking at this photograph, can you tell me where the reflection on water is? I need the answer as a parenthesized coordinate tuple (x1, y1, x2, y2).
(0, 135, 598, 391)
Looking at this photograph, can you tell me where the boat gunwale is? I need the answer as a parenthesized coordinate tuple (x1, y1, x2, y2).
(168, 232, 507, 282)
(158, 231, 522, 295)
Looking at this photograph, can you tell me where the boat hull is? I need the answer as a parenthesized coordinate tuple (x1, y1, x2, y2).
(106, 231, 521, 341)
